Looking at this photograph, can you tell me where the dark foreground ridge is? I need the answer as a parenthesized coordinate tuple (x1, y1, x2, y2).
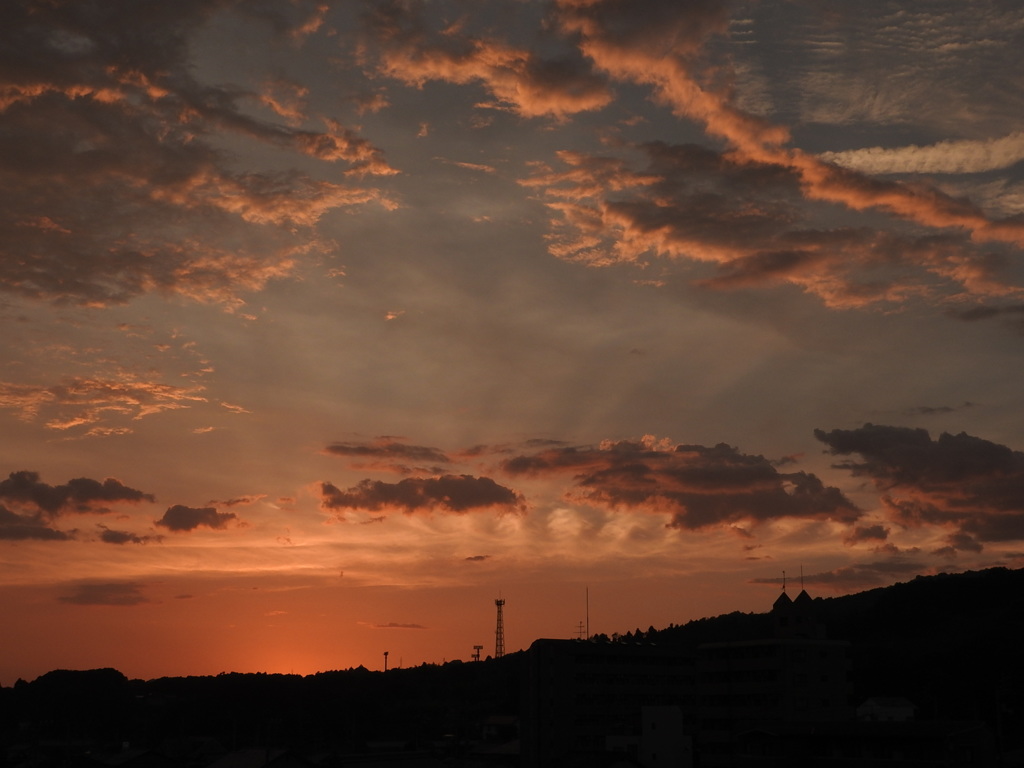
(2, 566, 1023, 767)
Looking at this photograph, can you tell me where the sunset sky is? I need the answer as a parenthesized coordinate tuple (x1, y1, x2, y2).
(4, 0, 1024, 684)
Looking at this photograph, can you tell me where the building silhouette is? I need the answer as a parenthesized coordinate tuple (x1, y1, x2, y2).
(522, 586, 996, 767)
(523, 637, 695, 767)
(695, 588, 852, 766)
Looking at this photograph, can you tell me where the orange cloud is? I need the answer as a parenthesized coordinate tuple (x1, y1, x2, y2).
(539, 0, 1024, 302)
(0, 2, 395, 307)
(522, 140, 1024, 308)
(292, 119, 399, 175)
(555, 0, 788, 151)
(289, 2, 331, 41)
(0, 375, 206, 433)
(364, 0, 612, 119)
(257, 78, 310, 124)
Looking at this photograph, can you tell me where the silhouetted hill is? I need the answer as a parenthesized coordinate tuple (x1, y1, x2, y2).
(2, 567, 1022, 760)
(640, 566, 1024, 649)
(642, 566, 1024, 736)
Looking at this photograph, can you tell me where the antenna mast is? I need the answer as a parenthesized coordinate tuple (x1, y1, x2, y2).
(586, 586, 590, 639)
(494, 598, 506, 658)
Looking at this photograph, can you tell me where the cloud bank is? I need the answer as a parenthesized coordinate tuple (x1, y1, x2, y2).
(503, 436, 859, 530)
(816, 424, 1024, 550)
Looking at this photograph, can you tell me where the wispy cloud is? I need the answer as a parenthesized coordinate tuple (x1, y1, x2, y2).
(821, 132, 1024, 175)
(0, 376, 207, 433)
(324, 438, 451, 473)
(0, 1, 395, 307)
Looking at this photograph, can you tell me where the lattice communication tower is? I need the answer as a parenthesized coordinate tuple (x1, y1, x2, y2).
(494, 598, 506, 658)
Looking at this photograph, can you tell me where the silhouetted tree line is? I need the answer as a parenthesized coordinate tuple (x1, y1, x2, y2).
(2, 567, 1022, 759)
(0, 655, 524, 758)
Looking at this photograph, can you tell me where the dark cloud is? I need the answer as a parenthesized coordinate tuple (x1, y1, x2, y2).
(459, 438, 569, 459)
(465, 554, 490, 562)
(872, 542, 921, 557)
(815, 424, 1024, 542)
(320, 475, 524, 516)
(155, 504, 238, 532)
(526, 438, 569, 449)
(502, 438, 858, 530)
(211, 495, 265, 507)
(904, 402, 974, 417)
(771, 455, 801, 467)
(960, 512, 1024, 542)
(0, 470, 154, 515)
(324, 440, 451, 472)
(949, 304, 1024, 323)
(98, 525, 161, 545)
(0, 505, 72, 540)
(58, 581, 150, 606)
(933, 531, 984, 558)
(815, 424, 1019, 485)
(843, 524, 889, 546)
(374, 622, 427, 629)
